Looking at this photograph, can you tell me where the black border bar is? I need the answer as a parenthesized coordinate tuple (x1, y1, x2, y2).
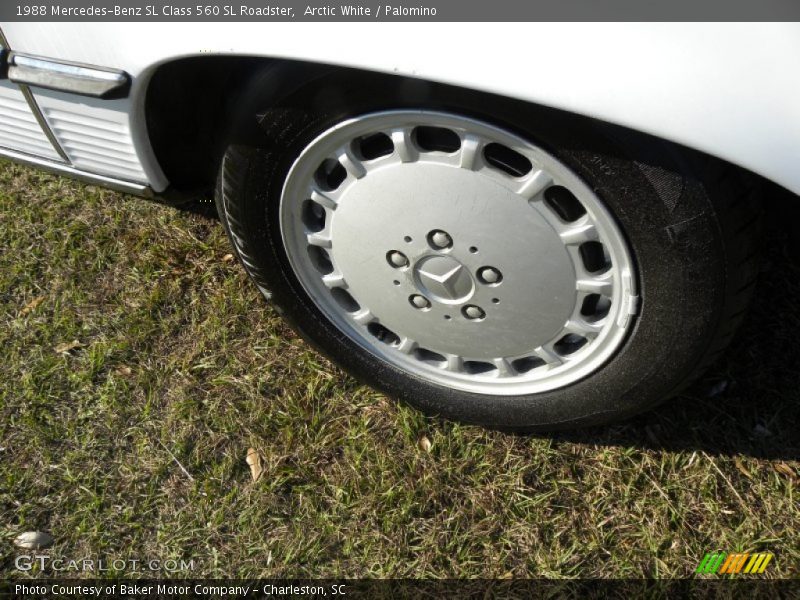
(3, 579, 800, 599)
(2, 0, 800, 22)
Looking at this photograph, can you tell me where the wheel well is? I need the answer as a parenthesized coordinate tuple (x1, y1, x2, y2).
(145, 56, 267, 194)
(144, 56, 777, 211)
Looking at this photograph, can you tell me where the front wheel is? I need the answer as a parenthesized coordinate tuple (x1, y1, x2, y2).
(216, 74, 761, 430)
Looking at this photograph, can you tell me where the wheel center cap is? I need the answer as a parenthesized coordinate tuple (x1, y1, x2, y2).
(414, 255, 475, 304)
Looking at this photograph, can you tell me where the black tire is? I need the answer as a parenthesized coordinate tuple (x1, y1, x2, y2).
(215, 66, 762, 431)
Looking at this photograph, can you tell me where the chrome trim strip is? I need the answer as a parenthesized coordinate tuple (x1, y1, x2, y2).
(0, 146, 153, 197)
(15, 55, 125, 83)
(9, 52, 130, 99)
(18, 84, 70, 162)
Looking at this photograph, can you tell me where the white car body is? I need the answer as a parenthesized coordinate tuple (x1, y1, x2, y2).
(1, 22, 799, 196)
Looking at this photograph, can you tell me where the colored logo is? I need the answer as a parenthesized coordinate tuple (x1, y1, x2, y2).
(696, 552, 774, 575)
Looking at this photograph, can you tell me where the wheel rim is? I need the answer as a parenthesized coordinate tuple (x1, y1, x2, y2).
(280, 111, 638, 395)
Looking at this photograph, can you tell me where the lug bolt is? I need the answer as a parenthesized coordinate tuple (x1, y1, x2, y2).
(387, 250, 409, 268)
(478, 266, 503, 285)
(428, 230, 453, 250)
(410, 295, 431, 310)
(462, 305, 486, 320)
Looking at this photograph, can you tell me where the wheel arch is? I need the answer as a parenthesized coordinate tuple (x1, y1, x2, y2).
(139, 53, 791, 209)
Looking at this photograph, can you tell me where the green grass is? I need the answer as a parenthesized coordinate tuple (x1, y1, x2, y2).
(0, 160, 797, 579)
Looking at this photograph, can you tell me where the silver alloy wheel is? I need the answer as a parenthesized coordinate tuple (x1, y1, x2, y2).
(280, 111, 638, 395)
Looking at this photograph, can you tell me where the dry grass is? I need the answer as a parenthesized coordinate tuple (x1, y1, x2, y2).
(0, 160, 798, 579)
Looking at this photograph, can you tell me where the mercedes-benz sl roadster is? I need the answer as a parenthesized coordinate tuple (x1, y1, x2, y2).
(2, 23, 799, 429)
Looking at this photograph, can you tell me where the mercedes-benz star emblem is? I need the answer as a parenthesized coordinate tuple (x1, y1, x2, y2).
(414, 255, 476, 304)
